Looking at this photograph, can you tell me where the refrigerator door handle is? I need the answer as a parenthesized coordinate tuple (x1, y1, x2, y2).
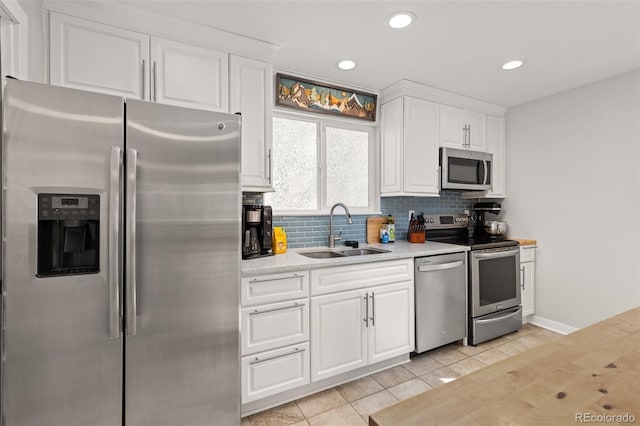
(108, 146, 122, 339)
(126, 148, 138, 337)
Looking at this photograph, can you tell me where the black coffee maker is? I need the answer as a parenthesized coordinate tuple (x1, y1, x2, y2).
(242, 205, 273, 259)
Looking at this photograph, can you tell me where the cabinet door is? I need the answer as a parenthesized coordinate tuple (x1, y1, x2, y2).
(230, 56, 274, 191)
(403, 97, 440, 195)
(310, 290, 367, 382)
(380, 98, 404, 195)
(368, 282, 415, 364)
(439, 105, 464, 148)
(49, 12, 149, 99)
(521, 262, 535, 317)
(464, 110, 486, 150)
(485, 116, 506, 197)
(150, 37, 228, 111)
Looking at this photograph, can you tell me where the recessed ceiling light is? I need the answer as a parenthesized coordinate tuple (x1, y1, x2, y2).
(502, 59, 525, 70)
(388, 11, 416, 29)
(337, 60, 357, 70)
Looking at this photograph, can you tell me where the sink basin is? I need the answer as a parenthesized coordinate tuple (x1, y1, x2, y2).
(340, 248, 391, 256)
(299, 251, 346, 259)
(298, 247, 391, 259)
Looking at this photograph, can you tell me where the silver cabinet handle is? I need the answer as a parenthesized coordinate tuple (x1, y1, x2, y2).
(152, 61, 158, 102)
(369, 292, 375, 326)
(248, 273, 303, 284)
(141, 59, 146, 101)
(126, 148, 138, 337)
(467, 124, 471, 147)
(267, 148, 272, 184)
(418, 260, 464, 273)
(108, 146, 122, 339)
(520, 266, 526, 291)
(249, 347, 305, 365)
(248, 302, 305, 316)
(363, 292, 369, 328)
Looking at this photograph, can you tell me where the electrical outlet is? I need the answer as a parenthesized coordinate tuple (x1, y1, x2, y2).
(408, 210, 415, 222)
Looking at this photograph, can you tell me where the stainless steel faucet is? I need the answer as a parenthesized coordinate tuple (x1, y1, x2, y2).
(328, 202, 353, 248)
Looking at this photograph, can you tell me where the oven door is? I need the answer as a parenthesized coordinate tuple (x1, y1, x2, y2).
(470, 246, 520, 318)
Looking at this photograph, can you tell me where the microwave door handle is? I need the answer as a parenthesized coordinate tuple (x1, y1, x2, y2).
(483, 160, 488, 185)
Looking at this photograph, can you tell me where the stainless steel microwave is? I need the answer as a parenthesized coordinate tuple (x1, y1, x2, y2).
(440, 147, 493, 191)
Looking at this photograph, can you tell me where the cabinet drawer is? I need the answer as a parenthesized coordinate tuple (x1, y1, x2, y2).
(242, 271, 309, 306)
(241, 298, 309, 355)
(241, 342, 310, 404)
(310, 259, 413, 296)
(520, 246, 536, 263)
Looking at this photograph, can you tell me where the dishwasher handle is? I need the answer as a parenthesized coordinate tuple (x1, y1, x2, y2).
(417, 260, 464, 273)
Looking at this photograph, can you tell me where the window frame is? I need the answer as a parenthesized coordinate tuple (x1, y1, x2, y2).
(269, 109, 380, 216)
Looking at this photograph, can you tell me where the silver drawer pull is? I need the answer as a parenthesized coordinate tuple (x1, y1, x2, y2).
(249, 347, 305, 365)
(249, 302, 305, 316)
(249, 274, 303, 284)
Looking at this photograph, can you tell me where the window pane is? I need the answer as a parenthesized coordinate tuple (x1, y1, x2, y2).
(266, 117, 317, 210)
(326, 127, 369, 207)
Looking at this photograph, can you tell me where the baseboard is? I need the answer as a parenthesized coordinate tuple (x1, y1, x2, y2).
(528, 315, 579, 335)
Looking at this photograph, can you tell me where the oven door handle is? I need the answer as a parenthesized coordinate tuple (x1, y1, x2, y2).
(418, 260, 464, 272)
(473, 249, 518, 259)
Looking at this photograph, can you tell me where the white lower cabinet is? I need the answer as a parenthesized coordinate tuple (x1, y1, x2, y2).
(241, 342, 310, 404)
(310, 279, 414, 382)
(310, 289, 368, 381)
(241, 271, 310, 405)
(520, 246, 536, 319)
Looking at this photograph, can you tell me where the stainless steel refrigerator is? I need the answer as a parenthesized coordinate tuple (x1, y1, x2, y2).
(0, 79, 241, 425)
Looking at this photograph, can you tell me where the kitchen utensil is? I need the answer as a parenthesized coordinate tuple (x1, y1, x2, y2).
(483, 220, 507, 236)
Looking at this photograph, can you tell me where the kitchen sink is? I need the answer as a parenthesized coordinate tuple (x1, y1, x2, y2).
(339, 248, 391, 256)
(298, 247, 391, 259)
(298, 251, 346, 259)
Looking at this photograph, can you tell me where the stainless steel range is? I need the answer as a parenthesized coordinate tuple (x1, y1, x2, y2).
(424, 213, 522, 346)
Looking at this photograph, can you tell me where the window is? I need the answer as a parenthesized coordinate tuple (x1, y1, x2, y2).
(265, 114, 378, 214)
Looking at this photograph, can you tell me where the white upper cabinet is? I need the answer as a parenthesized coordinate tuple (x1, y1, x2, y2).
(380, 96, 440, 197)
(485, 116, 506, 198)
(230, 56, 274, 191)
(49, 12, 229, 112)
(49, 12, 149, 99)
(440, 105, 486, 151)
(151, 37, 228, 112)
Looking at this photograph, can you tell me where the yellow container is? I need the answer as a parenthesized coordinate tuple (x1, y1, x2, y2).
(272, 227, 287, 254)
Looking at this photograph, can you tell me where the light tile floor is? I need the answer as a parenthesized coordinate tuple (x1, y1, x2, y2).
(241, 323, 560, 426)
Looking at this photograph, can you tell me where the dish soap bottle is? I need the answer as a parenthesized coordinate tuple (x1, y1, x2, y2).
(381, 230, 389, 244)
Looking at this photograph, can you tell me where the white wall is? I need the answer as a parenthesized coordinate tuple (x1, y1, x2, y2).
(504, 70, 640, 330)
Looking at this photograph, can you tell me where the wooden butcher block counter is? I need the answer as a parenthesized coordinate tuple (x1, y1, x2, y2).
(370, 307, 640, 426)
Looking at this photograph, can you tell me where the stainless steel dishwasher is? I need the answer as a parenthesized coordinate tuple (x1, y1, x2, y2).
(414, 251, 467, 353)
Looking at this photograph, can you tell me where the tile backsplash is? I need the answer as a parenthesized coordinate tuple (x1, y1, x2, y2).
(244, 192, 478, 249)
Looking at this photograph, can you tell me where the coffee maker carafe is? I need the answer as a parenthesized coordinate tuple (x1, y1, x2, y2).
(242, 205, 273, 259)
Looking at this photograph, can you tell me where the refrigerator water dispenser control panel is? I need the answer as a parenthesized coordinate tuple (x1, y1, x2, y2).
(37, 193, 100, 277)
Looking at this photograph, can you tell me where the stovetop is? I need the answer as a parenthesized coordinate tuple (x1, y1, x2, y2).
(421, 213, 519, 250)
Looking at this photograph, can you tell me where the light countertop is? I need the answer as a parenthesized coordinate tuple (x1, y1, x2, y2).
(370, 307, 640, 426)
(241, 241, 469, 277)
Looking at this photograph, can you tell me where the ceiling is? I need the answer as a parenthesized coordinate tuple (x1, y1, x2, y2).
(124, 1, 640, 107)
